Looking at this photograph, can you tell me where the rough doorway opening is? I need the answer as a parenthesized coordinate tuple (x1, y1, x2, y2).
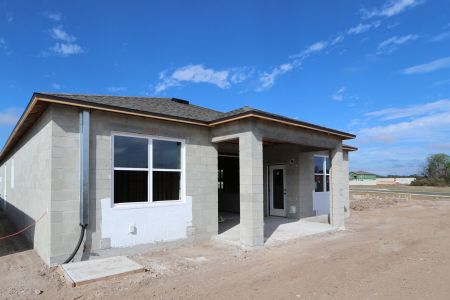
(217, 141, 240, 240)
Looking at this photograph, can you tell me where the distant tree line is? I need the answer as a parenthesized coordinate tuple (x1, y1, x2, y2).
(411, 154, 450, 187)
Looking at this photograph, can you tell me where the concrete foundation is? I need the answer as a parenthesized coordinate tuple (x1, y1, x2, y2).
(217, 212, 335, 246)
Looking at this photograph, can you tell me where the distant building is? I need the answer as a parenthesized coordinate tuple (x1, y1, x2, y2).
(349, 171, 377, 181)
(349, 171, 416, 185)
(349, 171, 377, 185)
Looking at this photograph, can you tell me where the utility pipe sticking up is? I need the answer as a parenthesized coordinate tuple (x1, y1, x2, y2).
(64, 109, 90, 264)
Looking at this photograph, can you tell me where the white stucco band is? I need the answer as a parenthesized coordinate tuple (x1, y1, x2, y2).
(100, 196, 193, 248)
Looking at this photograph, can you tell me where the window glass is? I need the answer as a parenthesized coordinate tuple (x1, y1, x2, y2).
(114, 170, 148, 203)
(326, 175, 330, 192)
(153, 140, 181, 169)
(314, 156, 324, 173)
(315, 175, 324, 192)
(153, 171, 181, 201)
(114, 136, 148, 168)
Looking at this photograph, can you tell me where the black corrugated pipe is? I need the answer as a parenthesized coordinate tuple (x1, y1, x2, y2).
(64, 225, 87, 264)
(64, 109, 90, 264)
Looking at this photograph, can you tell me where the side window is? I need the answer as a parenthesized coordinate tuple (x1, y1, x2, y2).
(152, 140, 182, 202)
(113, 136, 149, 204)
(112, 134, 184, 205)
(314, 156, 330, 192)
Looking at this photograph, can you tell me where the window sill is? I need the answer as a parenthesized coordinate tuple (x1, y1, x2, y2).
(111, 199, 186, 210)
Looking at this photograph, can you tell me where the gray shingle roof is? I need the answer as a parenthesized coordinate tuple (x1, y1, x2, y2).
(36, 93, 356, 138)
(0, 92, 356, 164)
(39, 93, 224, 122)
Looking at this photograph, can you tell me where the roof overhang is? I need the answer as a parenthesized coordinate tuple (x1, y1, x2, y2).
(343, 144, 358, 152)
(210, 111, 355, 139)
(0, 93, 356, 163)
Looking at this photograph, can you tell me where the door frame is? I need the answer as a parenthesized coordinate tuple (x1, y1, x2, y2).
(268, 164, 287, 217)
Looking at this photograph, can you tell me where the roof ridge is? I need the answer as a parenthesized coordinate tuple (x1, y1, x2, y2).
(41, 93, 225, 115)
(40, 92, 172, 100)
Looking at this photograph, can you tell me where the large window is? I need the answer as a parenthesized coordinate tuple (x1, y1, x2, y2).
(113, 134, 184, 205)
(314, 156, 330, 193)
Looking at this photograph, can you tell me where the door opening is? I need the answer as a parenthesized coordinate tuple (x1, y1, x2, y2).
(269, 165, 286, 217)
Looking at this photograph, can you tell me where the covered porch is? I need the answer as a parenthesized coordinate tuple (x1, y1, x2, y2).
(211, 118, 348, 248)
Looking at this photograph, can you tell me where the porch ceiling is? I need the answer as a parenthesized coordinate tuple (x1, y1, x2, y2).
(217, 139, 329, 154)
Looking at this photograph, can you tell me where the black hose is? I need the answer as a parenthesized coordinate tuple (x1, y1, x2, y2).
(63, 225, 87, 264)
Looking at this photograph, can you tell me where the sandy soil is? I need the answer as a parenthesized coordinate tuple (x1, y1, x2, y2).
(1, 197, 450, 299)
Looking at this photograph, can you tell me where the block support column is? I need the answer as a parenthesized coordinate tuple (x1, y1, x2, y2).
(239, 131, 264, 247)
(330, 143, 345, 228)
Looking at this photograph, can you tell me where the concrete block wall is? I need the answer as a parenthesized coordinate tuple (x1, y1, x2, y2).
(330, 144, 345, 228)
(343, 151, 350, 217)
(48, 105, 81, 264)
(0, 108, 53, 264)
(239, 131, 264, 247)
(298, 152, 316, 218)
(46, 104, 218, 264)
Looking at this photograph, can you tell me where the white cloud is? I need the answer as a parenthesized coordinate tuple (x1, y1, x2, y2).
(257, 63, 294, 91)
(257, 36, 344, 91)
(0, 38, 6, 50)
(50, 26, 76, 42)
(358, 112, 450, 144)
(331, 35, 345, 45)
(51, 83, 62, 90)
(352, 99, 450, 175)
(365, 99, 450, 120)
(6, 13, 13, 23)
(51, 43, 83, 56)
(107, 86, 127, 92)
(430, 31, 450, 42)
(44, 26, 83, 57)
(293, 40, 329, 58)
(377, 34, 418, 54)
(156, 65, 234, 93)
(347, 21, 381, 35)
(0, 107, 22, 125)
(402, 56, 450, 74)
(359, 99, 450, 143)
(43, 11, 63, 21)
(362, 0, 422, 19)
(332, 86, 346, 101)
(229, 67, 254, 84)
(0, 37, 11, 55)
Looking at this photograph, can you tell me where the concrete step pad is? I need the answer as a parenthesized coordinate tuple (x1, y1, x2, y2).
(61, 256, 145, 286)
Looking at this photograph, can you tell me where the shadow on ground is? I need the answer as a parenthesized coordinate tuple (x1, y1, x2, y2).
(0, 209, 32, 257)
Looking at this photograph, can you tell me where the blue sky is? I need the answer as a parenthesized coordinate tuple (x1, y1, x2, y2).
(1, 0, 450, 175)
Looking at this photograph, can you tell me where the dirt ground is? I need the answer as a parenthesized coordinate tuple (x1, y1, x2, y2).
(1, 196, 450, 299)
(351, 184, 450, 194)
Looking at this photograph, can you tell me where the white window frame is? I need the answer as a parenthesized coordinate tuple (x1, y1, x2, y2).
(314, 155, 330, 193)
(111, 132, 186, 208)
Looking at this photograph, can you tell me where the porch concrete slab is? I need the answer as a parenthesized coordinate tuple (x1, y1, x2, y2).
(264, 217, 335, 246)
(61, 256, 145, 286)
(216, 214, 336, 247)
